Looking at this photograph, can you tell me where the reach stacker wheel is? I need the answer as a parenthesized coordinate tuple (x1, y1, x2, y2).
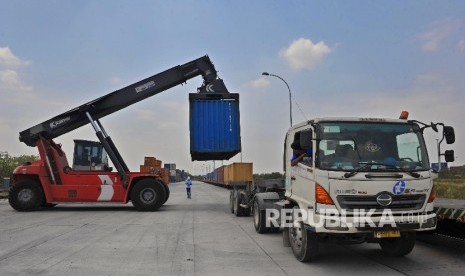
(131, 179, 166, 211)
(9, 180, 44, 211)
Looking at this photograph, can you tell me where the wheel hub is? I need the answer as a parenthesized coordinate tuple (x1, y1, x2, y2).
(18, 189, 33, 202)
(290, 221, 303, 248)
(254, 202, 259, 225)
(140, 188, 156, 204)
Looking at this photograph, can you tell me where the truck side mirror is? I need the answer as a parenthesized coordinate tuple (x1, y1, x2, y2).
(299, 130, 313, 149)
(443, 126, 455, 144)
(444, 150, 455, 162)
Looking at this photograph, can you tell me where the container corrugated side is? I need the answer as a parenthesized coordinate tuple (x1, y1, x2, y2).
(189, 93, 241, 161)
(218, 166, 224, 184)
(223, 162, 253, 185)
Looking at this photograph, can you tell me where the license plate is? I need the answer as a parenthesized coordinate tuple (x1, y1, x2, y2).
(373, 230, 400, 238)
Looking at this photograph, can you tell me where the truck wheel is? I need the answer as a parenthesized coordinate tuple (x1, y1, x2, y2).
(379, 231, 416, 256)
(131, 179, 166, 211)
(9, 180, 44, 211)
(230, 190, 235, 214)
(242, 202, 251, 216)
(289, 208, 319, 262)
(253, 198, 269, 233)
(234, 191, 250, 217)
(234, 191, 243, 216)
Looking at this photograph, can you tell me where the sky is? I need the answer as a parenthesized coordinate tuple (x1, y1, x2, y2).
(1, 1, 464, 174)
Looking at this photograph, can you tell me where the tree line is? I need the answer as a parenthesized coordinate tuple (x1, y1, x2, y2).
(0, 152, 38, 180)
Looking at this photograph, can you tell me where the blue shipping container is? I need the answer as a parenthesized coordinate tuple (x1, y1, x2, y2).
(213, 169, 219, 183)
(189, 93, 241, 161)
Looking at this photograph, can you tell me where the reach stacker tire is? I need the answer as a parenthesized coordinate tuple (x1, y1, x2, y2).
(9, 180, 44, 211)
(162, 182, 170, 204)
(131, 179, 166, 211)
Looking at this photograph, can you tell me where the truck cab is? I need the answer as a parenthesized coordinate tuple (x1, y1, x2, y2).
(281, 115, 455, 261)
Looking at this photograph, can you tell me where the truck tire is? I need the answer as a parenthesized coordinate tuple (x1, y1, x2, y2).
(379, 231, 416, 256)
(289, 207, 319, 262)
(242, 201, 251, 217)
(230, 190, 235, 214)
(9, 180, 44, 211)
(131, 179, 166, 211)
(253, 198, 269, 233)
(234, 190, 250, 217)
(252, 198, 279, 234)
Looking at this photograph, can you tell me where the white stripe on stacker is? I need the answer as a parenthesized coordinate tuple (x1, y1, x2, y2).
(97, 175, 114, 201)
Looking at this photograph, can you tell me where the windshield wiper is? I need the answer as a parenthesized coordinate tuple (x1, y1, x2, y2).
(382, 163, 421, 178)
(344, 162, 420, 178)
(343, 163, 373, 178)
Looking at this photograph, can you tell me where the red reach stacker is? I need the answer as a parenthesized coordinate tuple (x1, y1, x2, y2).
(9, 56, 232, 211)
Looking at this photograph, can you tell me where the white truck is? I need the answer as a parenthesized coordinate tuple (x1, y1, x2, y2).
(232, 112, 455, 262)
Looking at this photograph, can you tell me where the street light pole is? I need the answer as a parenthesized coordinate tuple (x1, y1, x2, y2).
(262, 72, 292, 127)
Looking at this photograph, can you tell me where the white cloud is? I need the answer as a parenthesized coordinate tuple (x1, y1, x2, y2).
(248, 77, 270, 89)
(458, 39, 465, 53)
(0, 47, 30, 68)
(418, 19, 461, 52)
(110, 76, 122, 85)
(0, 46, 33, 103)
(279, 38, 331, 70)
(0, 69, 34, 102)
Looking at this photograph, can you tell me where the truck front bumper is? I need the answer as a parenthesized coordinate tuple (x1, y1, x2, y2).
(306, 211, 437, 234)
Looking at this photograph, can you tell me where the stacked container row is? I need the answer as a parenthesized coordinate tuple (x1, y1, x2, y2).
(205, 162, 252, 186)
(140, 157, 162, 173)
(160, 168, 170, 185)
(218, 166, 224, 184)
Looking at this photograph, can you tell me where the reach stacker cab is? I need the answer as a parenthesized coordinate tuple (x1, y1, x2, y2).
(72, 140, 109, 171)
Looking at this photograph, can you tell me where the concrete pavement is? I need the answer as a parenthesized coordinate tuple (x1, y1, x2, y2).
(0, 181, 464, 276)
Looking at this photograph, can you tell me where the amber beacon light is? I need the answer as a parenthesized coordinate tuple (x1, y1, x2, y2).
(399, 111, 409, 119)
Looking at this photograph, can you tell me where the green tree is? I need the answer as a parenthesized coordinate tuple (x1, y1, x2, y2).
(253, 172, 284, 181)
(0, 152, 39, 180)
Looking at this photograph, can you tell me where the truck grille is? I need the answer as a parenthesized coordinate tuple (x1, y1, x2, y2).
(337, 194, 426, 211)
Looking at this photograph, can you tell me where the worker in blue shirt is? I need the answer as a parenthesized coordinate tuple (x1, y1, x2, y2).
(185, 177, 192, 199)
(291, 141, 312, 166)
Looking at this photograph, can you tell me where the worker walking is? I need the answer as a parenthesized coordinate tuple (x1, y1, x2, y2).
(185, 177, 192, 199)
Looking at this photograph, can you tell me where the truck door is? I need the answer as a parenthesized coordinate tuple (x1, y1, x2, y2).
(287, 128, 316, 205)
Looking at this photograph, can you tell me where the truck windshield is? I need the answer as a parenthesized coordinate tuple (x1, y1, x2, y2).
(316, 122, 429, 172)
